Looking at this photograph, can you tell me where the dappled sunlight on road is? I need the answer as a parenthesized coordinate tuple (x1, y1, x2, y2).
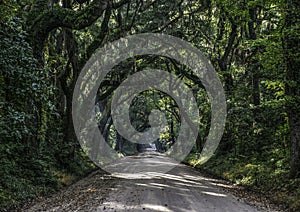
(22, 153, 264, 212)
(202, 191, 227, 197)
(100, 153, 259, 212)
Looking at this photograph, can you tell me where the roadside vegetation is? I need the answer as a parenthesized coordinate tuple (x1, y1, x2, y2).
(1, 0, 299, 211)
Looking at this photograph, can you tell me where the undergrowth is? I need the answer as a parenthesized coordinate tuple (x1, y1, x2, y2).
(0, 152, 95, 210)
(184, 152, 300, 212)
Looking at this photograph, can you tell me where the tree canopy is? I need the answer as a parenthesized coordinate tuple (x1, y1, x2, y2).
(0, 0, 299, 210)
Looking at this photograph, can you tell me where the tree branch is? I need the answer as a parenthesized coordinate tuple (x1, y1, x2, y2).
(28, 0, 109, 62)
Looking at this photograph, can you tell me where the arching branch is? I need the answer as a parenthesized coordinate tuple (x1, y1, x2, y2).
(28, 0, 109, 63)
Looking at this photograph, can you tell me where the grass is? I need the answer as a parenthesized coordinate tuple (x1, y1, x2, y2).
(184, 152, 300, 212)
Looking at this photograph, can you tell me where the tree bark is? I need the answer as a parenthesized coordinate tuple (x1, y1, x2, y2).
(283, 0, 300, 178)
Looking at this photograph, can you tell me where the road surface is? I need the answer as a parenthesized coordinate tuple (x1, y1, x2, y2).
(23, 152, 274, 211)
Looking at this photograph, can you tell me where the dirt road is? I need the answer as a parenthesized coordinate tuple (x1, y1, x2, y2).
(23, 153, 276, 212)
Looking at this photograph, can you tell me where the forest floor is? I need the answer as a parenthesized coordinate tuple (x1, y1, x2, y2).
(21, 152, 284, 212)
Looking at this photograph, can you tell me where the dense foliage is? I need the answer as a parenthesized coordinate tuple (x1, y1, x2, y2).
(0, 17, 57, 207)
(0, 0, 299, 210)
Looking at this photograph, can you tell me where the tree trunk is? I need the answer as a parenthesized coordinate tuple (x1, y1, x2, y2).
(248, 6, 261, 123)
(115, 132, 124, 152)
(218, 21, 237, 92)
(196, 134, 202, 152)
(283, 0, 300, 178)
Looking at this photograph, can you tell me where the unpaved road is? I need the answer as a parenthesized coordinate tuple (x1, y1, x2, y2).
(23, 153, 277, 212)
